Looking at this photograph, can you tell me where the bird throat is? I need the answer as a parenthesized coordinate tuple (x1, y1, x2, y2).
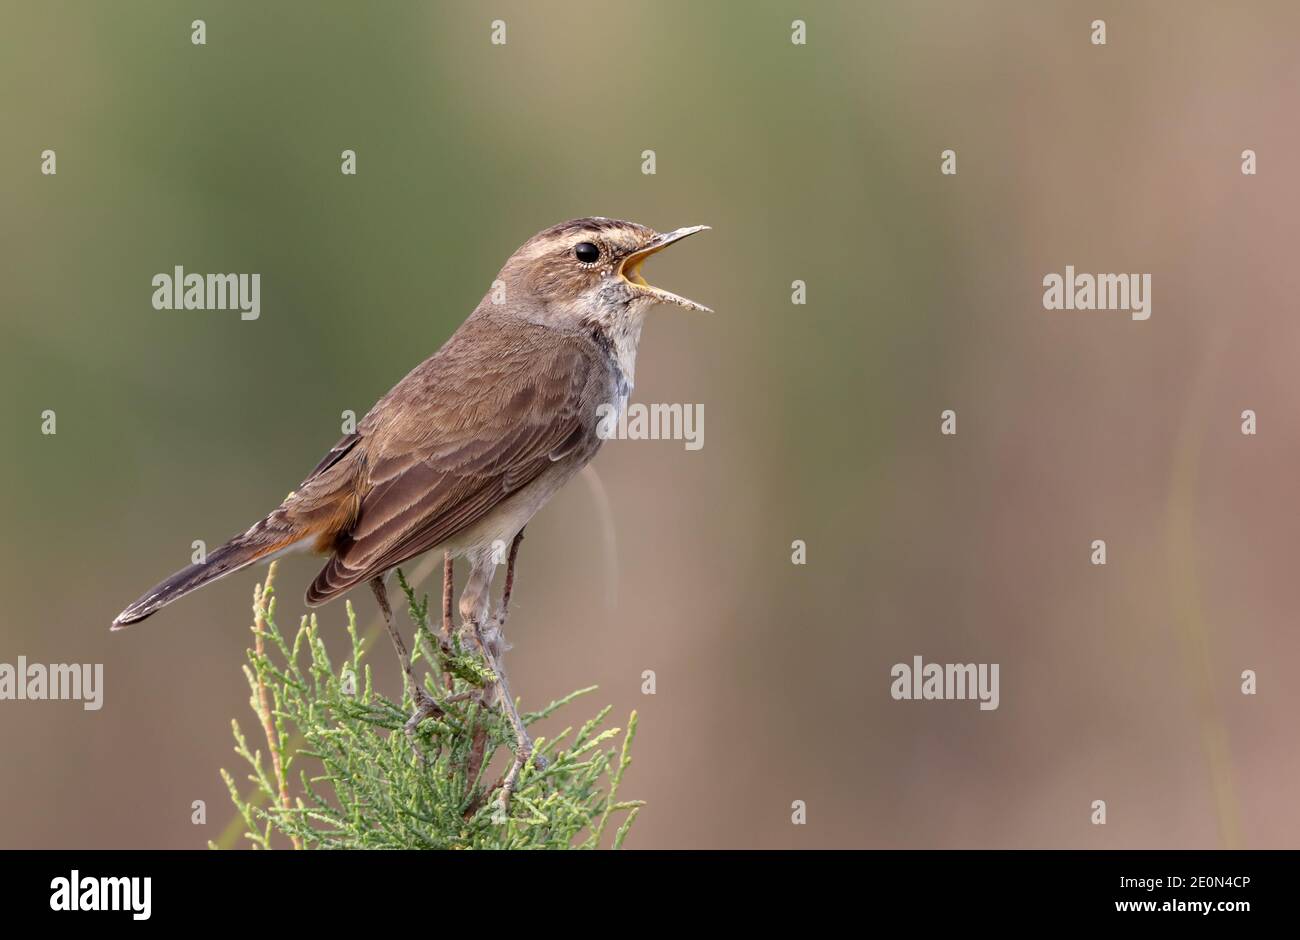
(589, 308, 646, 393)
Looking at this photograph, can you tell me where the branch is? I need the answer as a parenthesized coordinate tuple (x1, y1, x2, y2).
(250, 563, 300, 850)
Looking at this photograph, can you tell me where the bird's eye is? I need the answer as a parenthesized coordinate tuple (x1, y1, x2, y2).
(574, 242, 600, 264)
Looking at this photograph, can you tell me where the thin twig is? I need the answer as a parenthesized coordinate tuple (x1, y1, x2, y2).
(441, 551, 454, 691)
(500, 528, 525, 616)
(441, 551, 454, 638)
(251, 562, 300, 850)
(463, 709, 489, 816)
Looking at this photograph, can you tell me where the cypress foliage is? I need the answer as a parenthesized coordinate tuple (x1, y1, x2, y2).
(213, 563, 641, 849)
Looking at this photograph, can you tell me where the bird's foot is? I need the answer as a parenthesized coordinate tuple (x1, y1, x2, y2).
(465, 613, 548, 819)
(403, 687, 444, 761)
(493, 733, 547, 822)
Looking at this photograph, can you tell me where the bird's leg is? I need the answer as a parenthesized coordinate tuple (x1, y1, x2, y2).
(494, 531, 547, 774)
(369, 576, 441, 747)
(471, 618, 538, 820)
(459, 545, 541, 818)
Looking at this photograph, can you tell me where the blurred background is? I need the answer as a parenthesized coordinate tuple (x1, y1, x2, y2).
(2, 0, 1299, 848)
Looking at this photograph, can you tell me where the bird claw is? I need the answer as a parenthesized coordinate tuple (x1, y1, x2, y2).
(493, 736, 548, 820)
(403, 689, 444, 762)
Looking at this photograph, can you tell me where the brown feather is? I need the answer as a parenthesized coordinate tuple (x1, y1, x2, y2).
(302, 310, 614, 605)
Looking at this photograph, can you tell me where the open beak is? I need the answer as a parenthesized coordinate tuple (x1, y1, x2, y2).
(618, 225, 712, 312)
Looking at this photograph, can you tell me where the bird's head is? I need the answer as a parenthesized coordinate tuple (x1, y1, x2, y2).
(496, 218, 711, 328)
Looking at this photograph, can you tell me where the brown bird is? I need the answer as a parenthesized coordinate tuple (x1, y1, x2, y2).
(112, 217, 710, 808)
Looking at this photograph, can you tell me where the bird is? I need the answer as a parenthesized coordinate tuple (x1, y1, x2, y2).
(111, 217, 711, 810)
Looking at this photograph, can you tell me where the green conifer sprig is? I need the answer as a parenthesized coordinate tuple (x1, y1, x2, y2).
(213, 567, 642, 849)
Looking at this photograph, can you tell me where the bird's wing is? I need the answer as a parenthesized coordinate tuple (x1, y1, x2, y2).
(303, 432, 361, 481)
(305, 322, 606, 605)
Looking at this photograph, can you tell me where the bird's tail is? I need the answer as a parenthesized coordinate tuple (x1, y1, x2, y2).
(111, 513, 306, 629)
